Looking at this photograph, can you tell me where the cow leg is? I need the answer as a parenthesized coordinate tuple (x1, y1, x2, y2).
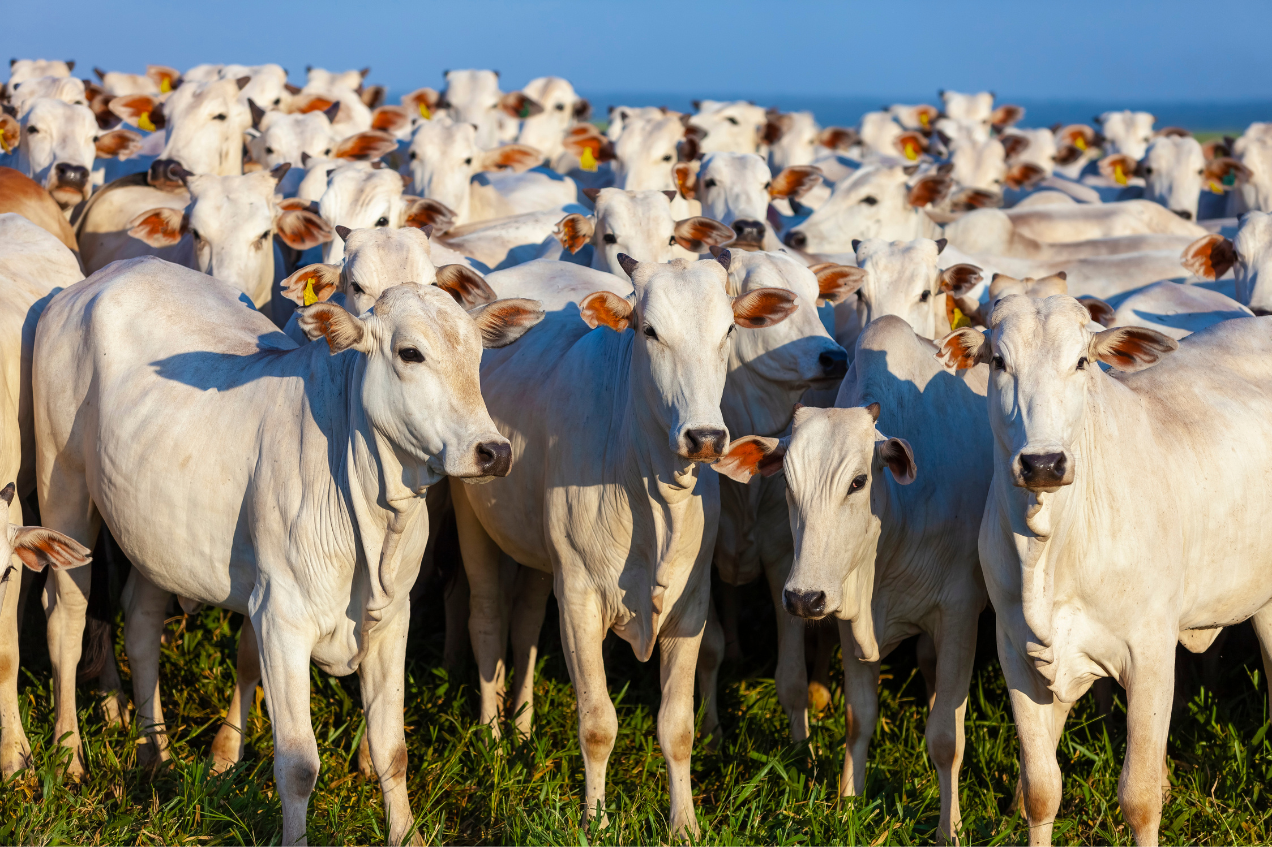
(659, 607, 707, 840)
(509, 565, 552, 737)
(809, 622, 836, 715)
(838, 620, 881, 798)
(764, 553, 809, 741)
(917, 632, 938, 711)
(694, 595, 724, 745)
(0, 503, 29, 777)
(256, 612, 320, 846)
(1119, 641, 1175, 846)
(210, 617, 260, 773)
(926, 614, 978, 845)
(121, 569, 172, 767)
(1247, 606, 1272, 724)
(442, 566, 470, 675)
(556, 582, 616, 829)
(451, 480, 508, 738)
(95, 528, 129, 728)
(718, 581, 741, 661)
(359, 613, 420, 846)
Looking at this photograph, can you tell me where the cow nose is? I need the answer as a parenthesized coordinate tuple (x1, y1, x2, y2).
(54, 162, 89, 188)
(731, 219, 765, 244)
(783, 229, 807, 250)
(682, 427, 728, 461)
(783, 588, 826, 619)
(474, 440, 512, 477)
(1173, 209, 1193, 220)
(818, 348, 848, 379)
(1019, 451, 1067, 487)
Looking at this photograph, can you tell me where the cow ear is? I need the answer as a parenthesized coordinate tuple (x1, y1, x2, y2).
(371, 105, 410, 134)
(1001, 133, 1031, 160)
(1078, 295, 1115, 328)
(816, 126, 858, 150)
(296, 302, 369, 353)
(1098, 153, 1139, 186)
(127, 207, 188, 247)
(1203, 157, 1252, 191)
(733, 288, 798, 328)
(812, 264, 866, 305)
(673, 161, 698, 200)
(404, 197, 456, 231)
(334, 130, 397, 161)
(580, 291, 633, 332)
(1005, 162, 1047, 190)
(248, 98, 266, 130)
(936, 328, 991, 370)
(9, 526, 92, 572)
(468, 298, 545, 348)
(554, 213, 594, 253)
(276, 208, 334, 250)
(1181, 233, 1235, 280)
(990, 104, 1025, 130)
(715, 435, 784, 484)
(0, 113, 18, 154)
(279, 263, 341, 306)
(907, 173, 952, 208)
(938, 263, 983, 297)
(360, 85, 387, 110)
(1089, 326, 1177, 372)
(477, 143, 542, 173)
(435, 264, 496, 308)
(894, 131, 927, 161)
(769, 165, 822, 200)
(875, 437, 916, 485)
(498, 92, 543, 119)
(108, 94, 164, 130)
(673, 216, 735, 252)
(94, 128, 142, 159)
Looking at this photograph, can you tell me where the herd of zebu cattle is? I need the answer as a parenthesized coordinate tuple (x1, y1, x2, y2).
(1, 57, 1271, 845)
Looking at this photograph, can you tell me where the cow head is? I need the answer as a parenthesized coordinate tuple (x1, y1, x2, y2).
(319, 164, 451, 262)
(8, 97, 140, 208)
(687, 101, 768, 155)
(679, 152, 821, 249)
(1228, 134, 1272, 216)
(1099, 135, 1218, 221)
(612, 114, 688, 191)
(406, 120, 540, 225)
(1095, 110, 1156, 160)
(1182, 212, 1272, 315)
(113, 77, 252, 175)
(297, 283, 543, 484)
(948, 135, 1007, 198)
(515, 76, 588, 159)
(851, 237, 981, 339)
(938, 294, 1176, 492)
(440, 69, 541, 149)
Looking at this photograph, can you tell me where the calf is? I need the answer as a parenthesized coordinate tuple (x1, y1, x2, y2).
(33, 253, 543, 843)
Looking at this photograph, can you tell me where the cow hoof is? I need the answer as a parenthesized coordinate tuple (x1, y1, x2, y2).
(209, 725, 243, 775)
(0, 736, 32, 778)
(135, 737, 170, 771)
(64, 747, 88, 783)
(808, 681, 831, 714)
(100, 690, 131, 729)
(356, 733, 375, 779)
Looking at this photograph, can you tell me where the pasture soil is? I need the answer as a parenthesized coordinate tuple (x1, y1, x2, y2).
(4, 572, 1272, 845)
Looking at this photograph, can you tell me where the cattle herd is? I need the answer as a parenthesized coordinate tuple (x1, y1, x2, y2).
(1, 57, 1271, 846)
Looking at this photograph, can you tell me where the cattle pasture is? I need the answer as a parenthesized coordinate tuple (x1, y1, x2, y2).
(4, 583, 1271, 844)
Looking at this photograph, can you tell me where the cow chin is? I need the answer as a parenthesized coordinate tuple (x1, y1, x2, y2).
(49, 184, 88, 210)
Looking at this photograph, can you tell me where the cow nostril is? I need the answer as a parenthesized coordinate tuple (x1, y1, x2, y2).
(475, 440, 512, 477)
(1019, 454, 1035, 478)
(818, 349, 848, 379)
(1252, 307, 1271, 317)
(1019, 451, 1066, 486)
(783, 588, 827, 619)
(684, 427, 727, 460)
(784, 230, 807, 249)
(54, 163, 89, 186)
(1173, 209, 1193, 220)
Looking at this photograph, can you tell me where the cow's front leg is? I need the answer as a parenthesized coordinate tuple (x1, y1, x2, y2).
(120, 569, 172, 768)
(659, 598, 708, 840)
(556, 580, 615, 829)
(1120, 641, 1175, 846)
(838, 620, 880, 798)
(0, 555, 30, 777)
(926, 612, 979, 845)
(359, 611, 420, 846)
(693, 595, 724, 744)
(256, 612, 320, 846)
(211, 616, 260, 773)
(764, 550, 810, 740)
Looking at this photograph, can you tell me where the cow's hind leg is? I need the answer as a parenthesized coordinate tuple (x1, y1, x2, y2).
(0, 493, 29, 777)
(211, 616, 260, 773)
(359, 613, 420, 845)
(121, 568, 172, 768)
(926, 612, 979, 844)
(694, 594, 725, 745)
(509, 565, 552, 738)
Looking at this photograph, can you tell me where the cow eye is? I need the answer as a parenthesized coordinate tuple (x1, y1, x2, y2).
(408, 150, 417, 161)
(464, 157, 472, 165)
(1196, 168, 1204, 175)
(860, 195, 878, 205)
(602, 233, 617, 244)
(213, 113, 227, 121)
(992, 355, 1005, 371)
(190, 228, 202, 241)
(1143, 167, 1153, 175)
(661, 154, 673, 162)
(555, 103, 565, 111)
(919, 290, 931, 302)
(849, 474, 867, 493)
(726, 117, 739, 126)
(643, 325, 658, 340)
(273, 97, 281, 106)
(26, 126, 38, 134)
(265, 146, 274, 155)
(351, 281, 364, 295)
(399, 347, 424, 363)
(259, 230, 271, 242)
(704, 178, 717, 188)
(668, 235, 676, 245)
(764, 180, 771, 190)
(1077, 356, 1087, 370)
(375, 216, 389, 227)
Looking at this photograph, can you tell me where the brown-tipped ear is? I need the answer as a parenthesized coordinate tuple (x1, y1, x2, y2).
(0, 482, 13, 506)
(1089, 326, 1177, 371)
(1201, 139, 1231, 161)
(938, 263, 983, 297)
(1005, 162, 1047, 190)
(1203, 157, 1251, 192)
(94, 128, 142, 159)
(907, 173, 952, 208)
(280, 263, 341, 305)
(617, 253, 639, 278)
(1181, 233, 1235, 280)
(0, 113, 18, 154)
(1078, 295, 1115, 327)
(498, 91, 543, 119)
(334, 130, 397, 161)
(469, 298, 545, 348)
(108, 94, 164, 130)
(360, 84, 386, 110)
(895, 130, 927, 161)
(1098, 153, 1140, 185)
(370, 105, 410, 134)
(813, 264, 867, 305)
(10, 526, 92, 572)
(1000, 134, 1031, 160)
(477, 143, 542, 173)
(579, 291, 633, 332)
(949, 187, 1002, 211)
(436, 264, 496, 308)
(990, 104, 1024, 130)
(554, 213, 594, 253)
(673, 161, 698, 199)
(401, 87, 440, 118)
(276, 208, 334, 250)
(876, 437, 916, 485)
(127, 207, 188, 247)
(1155, 126, 1190, 138)
(936, 328, 991, 370)
(673, 216, 735, 253)
(404, 197, 456, 231)
(732, 287, 798, 328)
(715, 435, 784, 483)
(816, 126, 858, 150)
(769, 165, 822, 200)
(296, 302, 368, 352)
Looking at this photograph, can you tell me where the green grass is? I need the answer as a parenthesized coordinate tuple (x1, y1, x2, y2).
(5, 577, 1272, 845)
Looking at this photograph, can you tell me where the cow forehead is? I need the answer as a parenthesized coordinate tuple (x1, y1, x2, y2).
(596, 189, 673, 222)
(790, 407, 877, 468)
(860, 238, 937, 272)
(1235, 212, 1272, 255)
(25, 98, 94, 132)
(703, 152, 768, 182)
(377, 283, 480, 351)
(345, 229, 435, 282)
(734, 252, 816, 300)
(635, 260, 730, 314)
(992, 294, 1091, 357)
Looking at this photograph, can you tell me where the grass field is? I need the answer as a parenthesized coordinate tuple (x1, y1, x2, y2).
(4, 573, 1272, 845)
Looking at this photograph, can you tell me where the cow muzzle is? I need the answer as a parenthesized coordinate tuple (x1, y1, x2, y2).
(783, 229, 808, 250)
(1014, 449, 1072, 491)
(817, 348, 849, 381)
(730, 219, 765, 250)
(783, 588, 827, 620)
(473, 439, 513, 478)
(1173, 209, 1193, 220)
(53, 162, 89, 190)
(677, 426, 728, 462)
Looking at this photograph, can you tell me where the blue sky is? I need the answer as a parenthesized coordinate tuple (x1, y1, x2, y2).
(7, 0, 1271, 102)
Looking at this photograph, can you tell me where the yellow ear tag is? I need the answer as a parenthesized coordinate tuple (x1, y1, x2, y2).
(160, 77, 172, 94)
(0, 135, 9, 154)
(1113, 163, 1128, 186)
(580, 145, 598, 172)
(138, 111, 156, 132)
(903, 140, 919, 161)
(1073, 135, 1087, 151)
(919, 112, 930, 129)
(950, 307, 973, 330)
(302, 278, 318, 306)
(1209, 180, 1224, 195)
(418, 102, 431, 120)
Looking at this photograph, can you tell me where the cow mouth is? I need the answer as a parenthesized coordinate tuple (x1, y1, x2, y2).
(726, 237, 764, 252)
(49, 184, 88, 209)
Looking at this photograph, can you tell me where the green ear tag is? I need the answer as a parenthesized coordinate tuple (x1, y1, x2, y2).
(1223, 171, 1236, 187)
(519, 105, 530, 119)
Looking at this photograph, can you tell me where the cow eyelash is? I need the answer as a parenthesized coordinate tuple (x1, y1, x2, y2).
(350, 282, 365, 295)
(1077, 357, 1088, 370)
(703, 178, 716, 188)
(849, 474, 867, 493)
(399, 347, 424, 363)
(643, 325, 658, 340)
(667, 235, 676, 245)
(919, 290, 931, 302)
(860, 195, 877, 205)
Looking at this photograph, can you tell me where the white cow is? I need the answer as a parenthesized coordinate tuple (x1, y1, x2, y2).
(612, 114, 689, 191)
(673, 152, 821, 249)
(605, 105, 669, 143)
(440, 69, 541, 149)
(93, 65, 181, 97)
(108, 77, 252, 177)
(4, 75, 88, 114)
(688, 100, 768, 154)
(763, 110, 856, 172)
(1180, 211, 1272, 314)
(717, 314, 990, 842)
(515, 76, 590, 169)
(1110, 281, 1252, 339)
(1095, 110, 1156, 160)
(245, 105, 396, 197)
(1099, 135, 1243, 221)
(1228, 132, 1272, 215)
(33, 252, 544, 842)
(450, 252, 797, 838)
(318, 162, 453, 263)
(5, 59, 74, 90)
(938, 295, 1272, 845)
